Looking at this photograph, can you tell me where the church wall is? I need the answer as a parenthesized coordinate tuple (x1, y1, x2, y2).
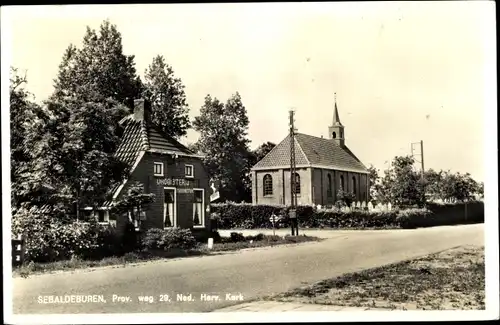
(253, 168, 312, 205)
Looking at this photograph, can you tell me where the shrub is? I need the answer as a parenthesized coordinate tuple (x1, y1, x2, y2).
(12, 207, 120, 263)
(230, 232, 246, 243)
(245, 233, 265, 242)
(141, 228, 198, 251)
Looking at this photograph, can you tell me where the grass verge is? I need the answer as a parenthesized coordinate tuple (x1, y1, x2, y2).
(13, 235, 320, 278)
(265, 245, 485, 310)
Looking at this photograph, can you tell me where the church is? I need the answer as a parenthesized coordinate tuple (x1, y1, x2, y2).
(250, 95, 370, 207)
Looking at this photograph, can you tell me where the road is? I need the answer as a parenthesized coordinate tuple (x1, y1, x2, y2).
(12, 224, 483, 314)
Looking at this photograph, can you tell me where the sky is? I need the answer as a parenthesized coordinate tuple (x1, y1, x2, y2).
(2, 2, 496, 182)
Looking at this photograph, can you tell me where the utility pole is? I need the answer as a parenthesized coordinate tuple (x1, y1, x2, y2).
(289, 109, 298, 236)
(411, 140, 426, 204)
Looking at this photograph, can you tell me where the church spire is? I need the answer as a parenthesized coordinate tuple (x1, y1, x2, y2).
(328, 92, 345, 147)
(332, 92, 343, 126)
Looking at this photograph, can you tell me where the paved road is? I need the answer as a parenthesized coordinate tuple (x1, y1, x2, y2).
(12, 224, 483, 314)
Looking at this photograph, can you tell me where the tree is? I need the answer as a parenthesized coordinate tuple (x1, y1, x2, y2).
(424, 169, 445, 201)
(335, 188, 356, 208)
(10, 67, 51, 209)
(193, 93, 252, 202)
(441, 171, 478, 202)
(383, 156, 425, 207)
(15, 95, 130, 218)
(112, 181, 156, 223)
(367, 165, 380, 202)
(476, 181, 484, 199)
(252, 142, 276, 163)
(142, 55, 190, 139)
(52, 20, 142, 111)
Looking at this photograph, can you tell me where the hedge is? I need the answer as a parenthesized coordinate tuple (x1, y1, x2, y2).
(211, 201, 484, 230)
(12, 207, 121, 263)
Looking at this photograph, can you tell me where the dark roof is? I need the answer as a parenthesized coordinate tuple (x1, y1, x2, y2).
(116, 115, 196, 170)
(102, 115, 200, 205)
(252, 133, 368, 173)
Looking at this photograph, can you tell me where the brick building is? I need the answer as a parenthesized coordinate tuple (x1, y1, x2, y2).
(92, 99, 211, 236)
(250, 96, 369, 206)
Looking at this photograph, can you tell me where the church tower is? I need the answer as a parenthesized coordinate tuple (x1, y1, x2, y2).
(328, 93, 345, 147)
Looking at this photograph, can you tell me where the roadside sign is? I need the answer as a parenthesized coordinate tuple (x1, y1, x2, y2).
(289, 209, 297, 219)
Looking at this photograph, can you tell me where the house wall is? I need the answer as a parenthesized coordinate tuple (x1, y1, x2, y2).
(115, 152, 210, 236)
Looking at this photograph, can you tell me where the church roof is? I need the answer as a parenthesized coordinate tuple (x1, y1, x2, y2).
(251, 133, 368, 174)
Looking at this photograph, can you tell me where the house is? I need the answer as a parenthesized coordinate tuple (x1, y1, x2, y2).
(95, 99, 211, 236)
(250, 95, 370, 206)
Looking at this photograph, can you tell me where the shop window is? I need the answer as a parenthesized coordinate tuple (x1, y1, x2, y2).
(164, 188, 176, 228)
(193, 189, 204, 227)
(154, 162, 164, 177)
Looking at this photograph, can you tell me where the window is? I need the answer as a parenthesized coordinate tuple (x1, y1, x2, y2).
(154, 162, 164, 177)
(193, 189, 204, 227)
(97, 210, 109, 223)
(352, 176, 357, 196)
(293, 173, 301, 195)
(185, 164, 194, 178)
(164, 188, 176, 228)
(327, 173, 333, 198)
(340, 175, 345, 190)
(263, 174, 273, 196)
(332, 131, 337, 139)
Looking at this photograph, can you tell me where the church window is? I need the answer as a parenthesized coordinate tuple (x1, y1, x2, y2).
(340, 175, 345, 190)
(327, 173, 333, 198)
(352, 176, 357, 196)
(332, 131, 337, 139)
(263, 174, 273, 196)
(293, 173, 301, 195)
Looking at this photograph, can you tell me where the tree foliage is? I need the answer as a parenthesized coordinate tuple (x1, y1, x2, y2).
(13, 94, 129, 217)
(112, 181, 156, 220)
(193, 93, 252, 202)
(368, 157, 483, 207)
(248, 141, 276, 167)
(10, 68, 50, 209)
(367, 164, 380, 202)
(52, 20, 142, 110)
(142, 55, 190, 139)
(335, 188, 356, 208)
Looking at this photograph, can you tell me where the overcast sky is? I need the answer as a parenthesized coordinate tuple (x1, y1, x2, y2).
(2, 2, 495, 181)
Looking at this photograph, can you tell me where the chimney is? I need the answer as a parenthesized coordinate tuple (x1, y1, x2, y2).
(133, 99, 151, 123)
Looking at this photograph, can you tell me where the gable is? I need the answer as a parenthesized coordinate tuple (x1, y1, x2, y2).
(252, 134, 309, 169)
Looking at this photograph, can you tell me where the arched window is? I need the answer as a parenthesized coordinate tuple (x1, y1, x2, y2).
(263, 174, 273, 196)
(327, 173, 332, 197)
(340, 175, 345, 190)
(352, 176, 357, 196)
(294, 173, 301, 194)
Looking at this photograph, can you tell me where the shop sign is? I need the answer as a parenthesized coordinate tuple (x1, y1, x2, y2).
(157, 178, 193, 187)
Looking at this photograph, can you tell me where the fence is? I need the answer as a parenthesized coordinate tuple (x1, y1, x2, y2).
(315, 201, 394, 212)
(12, 235, 25, 267)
